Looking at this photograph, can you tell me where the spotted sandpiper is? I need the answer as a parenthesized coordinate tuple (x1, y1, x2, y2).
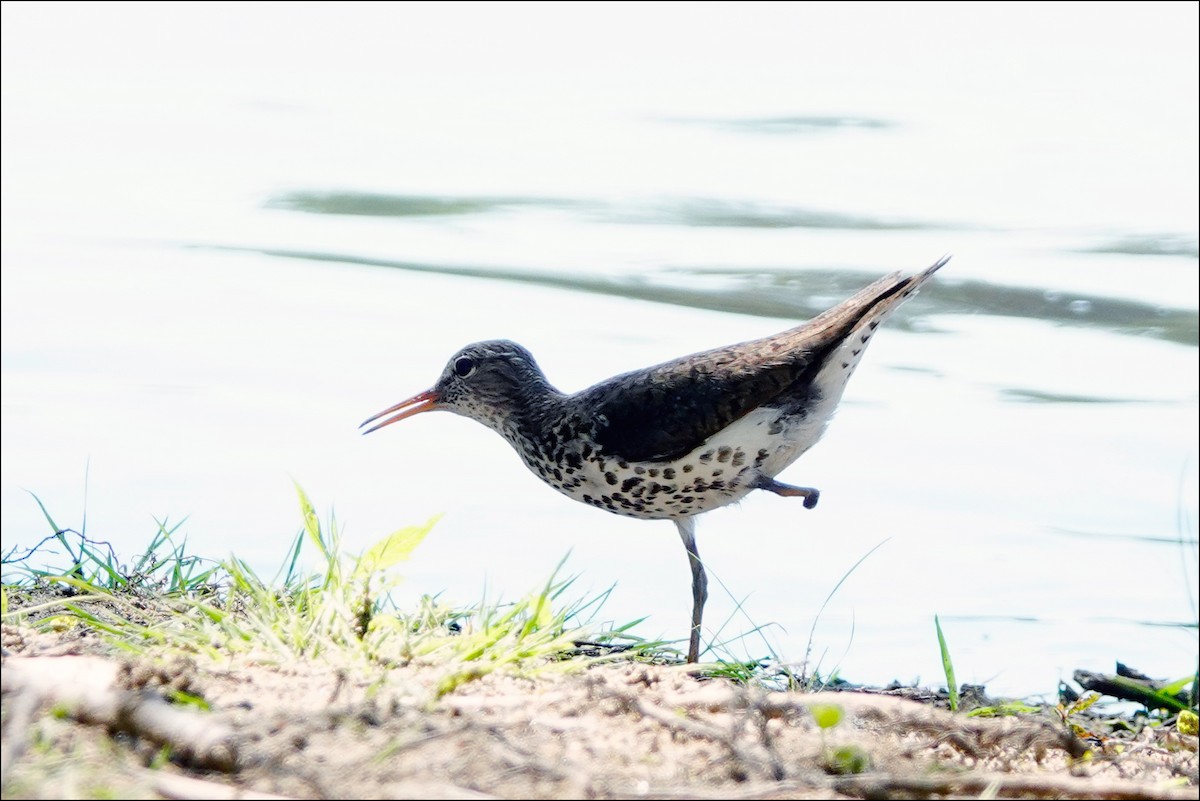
(362, 256, 948, 662)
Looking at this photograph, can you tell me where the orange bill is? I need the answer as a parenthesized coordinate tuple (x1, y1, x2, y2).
(359, 389, 440, 434)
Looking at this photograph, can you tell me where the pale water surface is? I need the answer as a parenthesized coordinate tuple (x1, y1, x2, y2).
(2, 3, 1197, 697)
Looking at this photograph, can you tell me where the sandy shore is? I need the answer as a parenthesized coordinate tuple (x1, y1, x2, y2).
(2, 620, 1196, 800)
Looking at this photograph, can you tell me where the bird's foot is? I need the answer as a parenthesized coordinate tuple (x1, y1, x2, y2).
(752, 477, 820, 509)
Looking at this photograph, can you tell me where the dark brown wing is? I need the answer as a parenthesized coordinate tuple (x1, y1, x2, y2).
(578, 258, 946, 463)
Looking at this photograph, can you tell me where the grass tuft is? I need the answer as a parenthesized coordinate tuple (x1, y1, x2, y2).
(2, 486, 656, 691)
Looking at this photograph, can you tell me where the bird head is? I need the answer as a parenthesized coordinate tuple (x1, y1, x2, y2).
(360, 339, 555, 435)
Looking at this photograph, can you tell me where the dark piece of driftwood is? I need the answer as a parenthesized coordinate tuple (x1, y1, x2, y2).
(1, 656, 237, 772)
(1074, 667, 1194, 713)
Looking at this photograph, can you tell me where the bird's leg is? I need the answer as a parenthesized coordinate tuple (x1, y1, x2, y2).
(751, 476, 820, 509)
(675, 517, 707, 663)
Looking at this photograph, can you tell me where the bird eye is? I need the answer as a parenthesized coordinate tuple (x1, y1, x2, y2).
(453, 357, 477, 378)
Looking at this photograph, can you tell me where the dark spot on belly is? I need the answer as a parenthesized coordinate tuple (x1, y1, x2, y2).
(604, 472, 617, 485)
(648, 468, 660, 477)
(755, 448, 769, 466)
(682, 464, 694, 473)
(699, 451, 714, 463)
(617, 460, 629, 469)
(712, 469, 724, 477)
(663, 467, 676, 479)
(565, 452, 582, 469)
(553, 468, 563, 481)
(852, 349, 861, 356)
(731, 451, 745, 467)
(861, 333, 870, 343)
(635, 466, 646, 475)
(717, 446, 732, 463)
(768, 420, 783, 435)
(621, 476, 644, 493)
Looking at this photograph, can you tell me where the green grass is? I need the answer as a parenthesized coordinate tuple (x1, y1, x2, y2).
(1, 486, 895, 694)
(1, 485, 658, 689)
(935, 614, 959, 712)
(6, 485, 1198, 730)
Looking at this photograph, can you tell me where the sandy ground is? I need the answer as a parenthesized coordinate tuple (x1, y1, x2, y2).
(2, 623, 1196, 801)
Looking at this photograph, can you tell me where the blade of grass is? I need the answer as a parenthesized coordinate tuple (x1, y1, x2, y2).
(935, 614, 959, 712)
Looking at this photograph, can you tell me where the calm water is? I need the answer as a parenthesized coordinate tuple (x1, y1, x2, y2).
(2, 4, 1197, 698)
